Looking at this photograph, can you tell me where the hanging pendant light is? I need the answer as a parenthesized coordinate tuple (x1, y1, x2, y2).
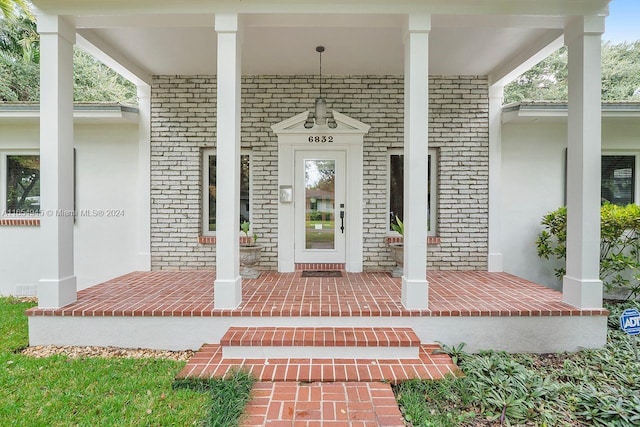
(314, 46, 328, 126)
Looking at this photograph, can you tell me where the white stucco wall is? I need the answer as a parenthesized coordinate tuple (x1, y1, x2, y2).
(73, 123, 140, 289)
(502, 115, 640, 289)
(0, 119, 140, 296)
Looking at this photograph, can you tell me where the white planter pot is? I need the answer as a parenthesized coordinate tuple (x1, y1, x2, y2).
(239, 245, 263, 279)
(389, 243, 403, 278)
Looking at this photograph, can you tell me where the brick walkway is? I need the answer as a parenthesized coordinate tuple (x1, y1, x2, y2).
(241, 382, 405, 427)
(178, 325, 460, 426)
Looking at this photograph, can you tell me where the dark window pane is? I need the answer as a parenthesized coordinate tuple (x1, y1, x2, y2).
(389, 154, 432, 231)
(208, 155, 216, 231)
(602, 155, 634, 205)
(389, 154, 404, 230)
(240, 155, 250, 224)
(6, 155, 40, 214)
(208, 154, 250, 232)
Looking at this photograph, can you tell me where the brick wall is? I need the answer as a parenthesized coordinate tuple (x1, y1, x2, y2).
(150, 75, 489, 271)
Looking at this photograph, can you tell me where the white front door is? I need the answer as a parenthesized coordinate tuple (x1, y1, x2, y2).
(294, 150, 346, 264)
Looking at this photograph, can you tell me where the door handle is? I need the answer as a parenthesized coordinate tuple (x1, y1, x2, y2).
(340, 210, 345, 233)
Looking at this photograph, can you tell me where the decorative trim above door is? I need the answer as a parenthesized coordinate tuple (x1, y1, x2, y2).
(272, 111, 370, 273)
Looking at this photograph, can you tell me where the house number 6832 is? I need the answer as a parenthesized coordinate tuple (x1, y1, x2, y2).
(308, 135, 334, 143)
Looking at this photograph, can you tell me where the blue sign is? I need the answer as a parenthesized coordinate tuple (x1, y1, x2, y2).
(620, 308, 640, 336)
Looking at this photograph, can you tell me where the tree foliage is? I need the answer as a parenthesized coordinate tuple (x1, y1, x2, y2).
(72, 50, 137, 102)
(505, 41, 640, 104)
(0, 13, 39, 100)
(0, 10, 136, 103)
(0, 0, 31, 20)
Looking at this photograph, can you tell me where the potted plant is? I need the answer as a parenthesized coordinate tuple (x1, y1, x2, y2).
(389, 216, 404, 277)
(239, 221, 263, 279)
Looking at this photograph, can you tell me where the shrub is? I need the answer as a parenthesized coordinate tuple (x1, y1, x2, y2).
(536, 203, 640, 300)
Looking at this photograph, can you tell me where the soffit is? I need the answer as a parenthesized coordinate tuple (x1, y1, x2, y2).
(32, 0, 611, 16)
(72, 13, 567, 76)
(31, 1, 609, 78)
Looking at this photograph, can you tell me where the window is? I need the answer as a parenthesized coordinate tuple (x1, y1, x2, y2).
(602, 154, 637, 205)
(202, 150, 251, 234)
(388, 149, 437, 235)
(2, 153, 40, 216)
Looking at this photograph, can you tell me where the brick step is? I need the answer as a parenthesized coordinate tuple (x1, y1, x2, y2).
(177, 344, 461, 383)
(220, 326, 421, 359)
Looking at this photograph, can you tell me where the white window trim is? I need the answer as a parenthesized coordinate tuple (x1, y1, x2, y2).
(387, 148, 437, 237)
(1, 150, 40, 218)
(202, 149, 252, 236)
(602, 151, 640, 204)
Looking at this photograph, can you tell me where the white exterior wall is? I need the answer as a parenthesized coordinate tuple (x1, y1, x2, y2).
(0, 120, 140, 296)
(502, 116, 640, 289)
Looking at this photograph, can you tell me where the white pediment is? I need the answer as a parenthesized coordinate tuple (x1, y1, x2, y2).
(271, 110, 370, 135)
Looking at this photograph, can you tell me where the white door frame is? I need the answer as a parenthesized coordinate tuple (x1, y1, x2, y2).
(273, 111, 369, 272)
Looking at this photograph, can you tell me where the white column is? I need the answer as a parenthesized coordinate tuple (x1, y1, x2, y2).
(402, 14, 430, 309)
(214, 13, 242, 309)
(37, 15, 76, 308)
(136, 84, 151, 270)
(488, 84, 504, 272)
(563, 16, 605, 308)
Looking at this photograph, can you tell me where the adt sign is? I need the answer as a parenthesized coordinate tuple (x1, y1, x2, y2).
(620, 308, 640, 336)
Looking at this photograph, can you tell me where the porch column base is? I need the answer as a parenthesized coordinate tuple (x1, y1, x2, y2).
(214, 276, 242, 309)
(562, 276, 602, 309)
(37, 276, 77, 309)
(401, 277, 429, 309)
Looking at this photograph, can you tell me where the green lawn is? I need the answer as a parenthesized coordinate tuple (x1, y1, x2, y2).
(0, 297, 253, 427)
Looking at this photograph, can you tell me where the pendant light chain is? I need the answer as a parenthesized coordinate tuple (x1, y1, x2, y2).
(316, 45, 325, 99)
(319, 48, 323, 99)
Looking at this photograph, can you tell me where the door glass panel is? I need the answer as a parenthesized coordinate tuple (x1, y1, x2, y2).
(305, 159, 335, 249)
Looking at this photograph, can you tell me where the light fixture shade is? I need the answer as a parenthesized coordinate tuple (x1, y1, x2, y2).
(314, 97, 327, 125)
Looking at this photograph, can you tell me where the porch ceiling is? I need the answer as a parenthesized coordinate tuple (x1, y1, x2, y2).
(75, 14, 564, 77)
(31, 0, 609, 84)
(36, 11, 606, 82)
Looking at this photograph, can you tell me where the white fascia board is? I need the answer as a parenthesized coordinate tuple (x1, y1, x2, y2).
(32, 0, 610, 16)
(0, 105, 139, 123)
(489, 32, 564, 87)
(502, 103, 640, 123)
(76, 30, 152, 86)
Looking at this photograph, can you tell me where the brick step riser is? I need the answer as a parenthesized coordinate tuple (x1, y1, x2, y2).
(221, 327, 421, 348)
(178, 344, 460, 382)
(222, 345, 419, 360)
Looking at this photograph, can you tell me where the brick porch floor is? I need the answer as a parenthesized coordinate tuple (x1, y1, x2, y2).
(26, 270, 608, 317)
